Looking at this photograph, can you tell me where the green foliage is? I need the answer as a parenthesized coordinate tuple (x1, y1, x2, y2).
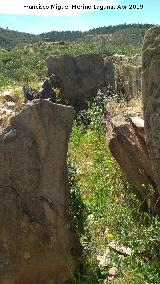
(41, 24, 153, 43)
(41, 30, 84, 42)
(86, 23, 153, 36)
(0, 24, 152, 50)
(0, 27, 40, 49)
(0, 41, 99, 88)
(68, 161, 88, 237)
(0, 23, 153, 90)
(68, 94, 160, 284)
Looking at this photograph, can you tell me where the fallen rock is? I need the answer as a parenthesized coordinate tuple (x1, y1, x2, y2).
(108, 267, 118, 277)
(142, 26, 160, 190)
(108, 241, 132, 256)
(47, 54, 105, 110)
(5, 101, 16, 109)
(1, 90, 15, 102)
(97, 248, 111, 267)
(0, 100, 81, 284)
(107, 115, 160, 215)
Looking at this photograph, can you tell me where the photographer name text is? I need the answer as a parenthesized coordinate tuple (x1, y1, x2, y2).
(24, 4, 144, 11)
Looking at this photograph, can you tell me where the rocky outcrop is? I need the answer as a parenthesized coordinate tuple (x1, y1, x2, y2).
(104, 54, 142, 101)
(107, 115, 160, 215)
(47, 54, 105, 110)
(0, 100, 81, 284)
(142, 26, 160, 190)
(47, 53, 142, 110)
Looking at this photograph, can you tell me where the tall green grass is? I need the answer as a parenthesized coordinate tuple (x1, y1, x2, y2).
(67, 94, 160, 284)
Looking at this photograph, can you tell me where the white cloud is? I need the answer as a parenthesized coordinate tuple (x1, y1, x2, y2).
(0, 0, 119, 16)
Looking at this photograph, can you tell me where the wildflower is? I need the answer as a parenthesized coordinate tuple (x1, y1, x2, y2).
(106, 233, 113, 239)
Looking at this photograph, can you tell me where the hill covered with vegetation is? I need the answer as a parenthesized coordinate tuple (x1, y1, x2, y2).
(0, 27, 40, 49)
(0, 23, 153, 49)
(41, 23, 152, 42)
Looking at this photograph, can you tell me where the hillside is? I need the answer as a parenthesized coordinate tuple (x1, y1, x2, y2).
(41, 23, 153, 45)
(0, 27, 40, 49)
(0, 24, 154, 49)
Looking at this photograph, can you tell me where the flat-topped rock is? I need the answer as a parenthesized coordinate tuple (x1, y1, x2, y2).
(47, 54, 105, 110)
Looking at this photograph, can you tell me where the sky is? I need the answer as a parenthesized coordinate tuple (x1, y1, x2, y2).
(0, 0, 159, 34)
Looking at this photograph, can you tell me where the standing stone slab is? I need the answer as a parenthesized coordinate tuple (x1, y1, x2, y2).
(47, 54, 105, 110)
(107, 115, 160, 215)
(142, 26, 160, 190)
(0, 100, 81, 284)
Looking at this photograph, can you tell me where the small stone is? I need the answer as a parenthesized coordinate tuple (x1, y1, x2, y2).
(108, 267, 118, 276)
(2, 109, 13, 116)
(2, 91, 15, 102)
(5, 101, 16, 109)
(108, 241, 132, 256)
(97, 249, 111, 267)
(24, 252, 31, 260)
(131, 116, 144, 128)
(108, 276, 115, 281)
(104, 228, 109, 234)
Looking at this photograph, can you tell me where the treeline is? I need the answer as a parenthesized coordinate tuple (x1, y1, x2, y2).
(86, 23, 153, 35)
(0, 27, 40, 49)
(40, 30, 84, 41)
(0, 24, 154, 49)
(41, 23, 153, 41)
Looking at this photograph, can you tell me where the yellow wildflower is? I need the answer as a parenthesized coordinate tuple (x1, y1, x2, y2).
(106, 233, 113, 239)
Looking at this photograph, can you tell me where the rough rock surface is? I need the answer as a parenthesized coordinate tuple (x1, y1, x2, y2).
(0, 96, 24, 129)
(23, 80, 55, 103)
(47, 54, 105, 110)
(104, 54, 142, 101)
(0, 100, 81, 284)
(107, 115, 160, 215)
(142, 26, 160, 190)
(47, 53, 142, 110)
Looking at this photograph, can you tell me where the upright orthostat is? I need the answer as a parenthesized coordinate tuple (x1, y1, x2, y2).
(0, 100, 81, 284)
(142, 26, 160, 190)
(47, 54, 105, 110)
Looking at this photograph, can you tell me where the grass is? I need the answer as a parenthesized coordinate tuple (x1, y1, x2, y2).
(0, 40, 141, 89)
(67, 94, 160, 284)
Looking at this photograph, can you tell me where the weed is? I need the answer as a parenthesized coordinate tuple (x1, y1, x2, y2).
(67, 93, 160, 284)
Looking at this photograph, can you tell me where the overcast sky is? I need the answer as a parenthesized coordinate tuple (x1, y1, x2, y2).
(0, 0, 159, 34)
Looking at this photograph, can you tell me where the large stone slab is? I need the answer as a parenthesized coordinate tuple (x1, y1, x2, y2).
(142, 26, 160, 190)
(0, 100, 81, 284)
(107, 115, 160, 215)
(47, 54, 105, 110)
